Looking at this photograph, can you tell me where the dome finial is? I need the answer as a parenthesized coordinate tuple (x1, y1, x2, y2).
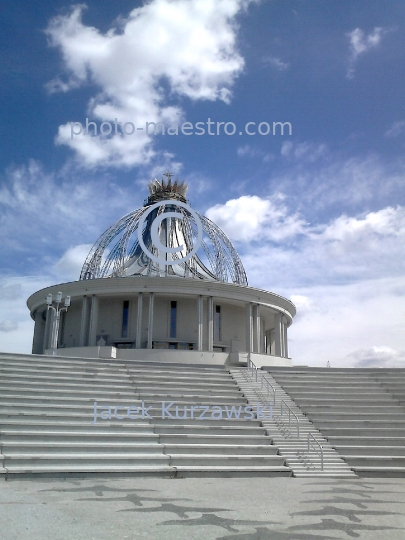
(148, 172, 188, 204)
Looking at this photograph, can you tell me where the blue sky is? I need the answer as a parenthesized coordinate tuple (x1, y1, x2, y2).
(1, 0, 405, 367)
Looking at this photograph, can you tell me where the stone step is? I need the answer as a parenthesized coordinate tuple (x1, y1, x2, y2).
(162, 444, 278, 455)
(0, 396, 247, 409)
(0, 371, 235, 382)
(166, 455, 286, 467)
(0, 386, 141, 398)
(293, 393, 398, 400)
(332, 446, 405, 456)
(0, 393, 246, 404)
(350, 467, 405, 478)
(277, 383, 387, 389)
(0, 374, 233, 389)
(307, 414, 405, 421)
(1, 465, 292, 478)
(341, 456, 405, 467)
(1, 429, 273, 446)
(302, 406, 405, 413)
(1, 465, 176, 475)
(0, 412, 262, 428)
(327, 436, 405, 446)
(157, 434, 273, 445)
(0, 355, 229, 373)
(293, 472, 357, 478)
(0, 418, 264, 436)
(2, 454, 171, 467)
(312, 420, 405, 428)
(0, 430, 160, 443)
(0, 442, 165, 454)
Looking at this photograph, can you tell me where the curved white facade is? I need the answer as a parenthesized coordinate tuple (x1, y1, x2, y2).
(27, 276, 295, 366)
(27, 176, 296, 367)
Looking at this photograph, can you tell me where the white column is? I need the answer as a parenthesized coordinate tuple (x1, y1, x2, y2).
(197, 295, 203, 351)
(254, 304, 261, 353)
(207, 296, 213, 352)
(246, 303, 254, 353)
(274, 312, 283, 357)
(136, 292, 143, 349)
(43, 308, 53, 352)
(147, 292, 154, 349)
(88, 295, 99, 346)
(79, 296, 89, 347)
(282, 316, 288, 359)
(32, 311, 46, 354)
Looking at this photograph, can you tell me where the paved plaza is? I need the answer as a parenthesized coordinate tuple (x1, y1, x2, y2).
(2, 476, 405, 540)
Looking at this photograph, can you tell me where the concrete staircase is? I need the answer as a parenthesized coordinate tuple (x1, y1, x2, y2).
(263, 366, 405, 477)
(230, 368, 356, 478)
(0, 352, 291, 478)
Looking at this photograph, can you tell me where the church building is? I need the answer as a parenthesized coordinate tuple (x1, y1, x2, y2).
(27, 174, 295, 367)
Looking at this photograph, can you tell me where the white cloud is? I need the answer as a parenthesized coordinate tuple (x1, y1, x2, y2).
(0, 282, 22, 300)
(385, 120, 405, 138)
(281, 141, 328, 162)
(346, 346, 405, 368)
(0, 320, 18, 333)
(208, 195, 405, 368)
(237, 145, 274, 162)
(0, 277, 48, 354)
(205, 194, 306, 242)
(286, 278, 405, 367)
(263, 56, 289, 71)
(206, 192, 405, 285)
(243, 205, 405, 289)
(274, 153, 405, 211)
(46, 1, 251, 167)
(0, 160, 135, 267)
(52, 244, 94, 282)
(346, 27, 386, 79)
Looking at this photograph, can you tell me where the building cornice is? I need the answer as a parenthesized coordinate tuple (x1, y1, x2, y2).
(27, 276, 296, 325)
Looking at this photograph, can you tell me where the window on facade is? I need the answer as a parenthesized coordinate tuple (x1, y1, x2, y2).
(122, 300, 129, 338)
(214, 305, 221, 342)
(170, 301, 177, 338)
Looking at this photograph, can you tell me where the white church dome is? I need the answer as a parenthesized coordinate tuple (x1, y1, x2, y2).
(80, 173, 248, 285)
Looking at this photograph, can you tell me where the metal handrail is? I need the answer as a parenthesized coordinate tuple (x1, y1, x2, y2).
(246, 355, 276, 405)
(280, 400, 300, 439)
(308, 433, 323, 470)
(247, 355, 258, 382)
(261, 376, 276, 406)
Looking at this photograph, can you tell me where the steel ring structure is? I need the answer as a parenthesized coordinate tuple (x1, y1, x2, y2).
(80, 180, 248, 285)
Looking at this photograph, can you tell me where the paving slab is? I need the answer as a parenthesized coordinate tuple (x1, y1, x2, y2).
(1, 476, 405, 540)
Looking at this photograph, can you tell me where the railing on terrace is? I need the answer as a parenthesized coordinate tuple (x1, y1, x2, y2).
(246, 356, 276, 405)
(308, 432, 324, 470)
(280, 399, 300, 439)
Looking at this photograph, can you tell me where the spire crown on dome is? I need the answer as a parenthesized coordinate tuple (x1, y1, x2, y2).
(147, 171, 188, 204)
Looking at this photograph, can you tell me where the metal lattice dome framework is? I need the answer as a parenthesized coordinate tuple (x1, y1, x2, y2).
(80, 174, 248, 285)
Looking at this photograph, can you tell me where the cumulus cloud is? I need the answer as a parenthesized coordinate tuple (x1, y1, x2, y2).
(205, 194, 306, 242)
(46, 1, 251, 167)
(52, 244, 94, 282)
(208, 191, 405, 289)
(346, 27, 386, 79)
